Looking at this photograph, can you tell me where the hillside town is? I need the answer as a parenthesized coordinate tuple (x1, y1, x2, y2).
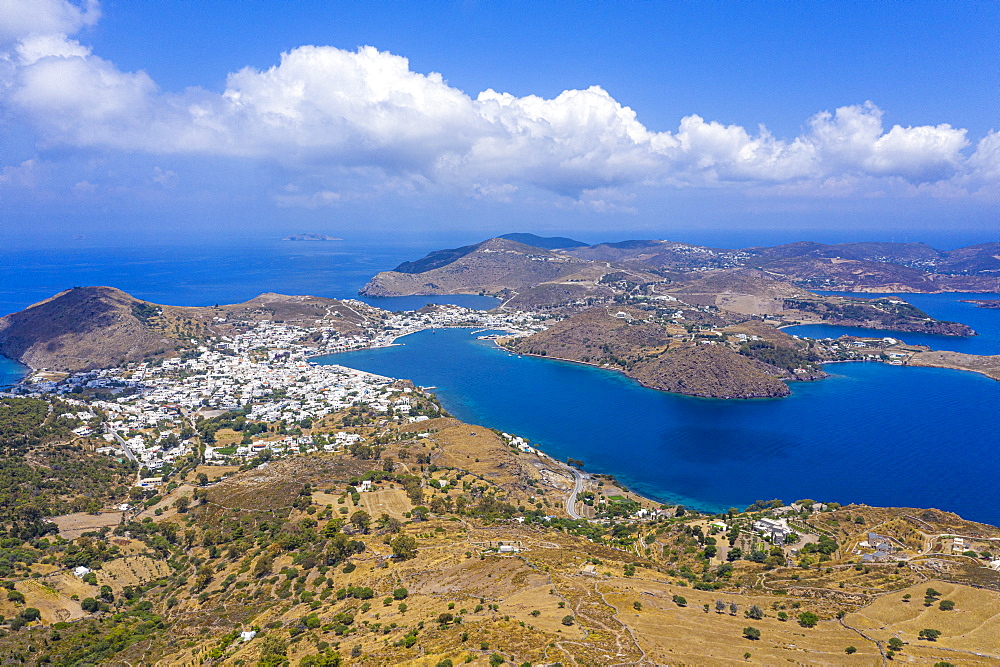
(6, 304, 545, 474)
(4, 292, 938, 478)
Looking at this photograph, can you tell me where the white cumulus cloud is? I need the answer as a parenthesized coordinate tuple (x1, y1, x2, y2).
(1, 0, 995, 207)
(807, 102, 968, 181)
(0, 0, 99, 45)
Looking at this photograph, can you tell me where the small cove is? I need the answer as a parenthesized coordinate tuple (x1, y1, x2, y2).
(0, 356, 27, 388)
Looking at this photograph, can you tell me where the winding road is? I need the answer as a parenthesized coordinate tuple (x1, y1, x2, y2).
(566, 468, 585, 519)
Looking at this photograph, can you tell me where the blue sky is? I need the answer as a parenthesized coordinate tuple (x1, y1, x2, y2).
(1, 0, 997, 247)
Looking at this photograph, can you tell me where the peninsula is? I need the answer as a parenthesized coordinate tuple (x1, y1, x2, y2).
(359, 234, 997, 398)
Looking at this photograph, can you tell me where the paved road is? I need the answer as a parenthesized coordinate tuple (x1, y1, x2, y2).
(106, 427, 139, 463)
(566, 468, 584, 519)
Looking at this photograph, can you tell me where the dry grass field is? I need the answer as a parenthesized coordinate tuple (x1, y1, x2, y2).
(193, 464, 241, 482)
(429, 423, 535, 494)
(600, 580, 878, 665)
(846, 580, 1000, 659)
(100, 555, 172, 594)
(40, 571, 94, 602)
(358, 488, 414, 520)
(134, 482, 194, 520)
(51, 511, 124, 539)
(6, 580, 89, 625)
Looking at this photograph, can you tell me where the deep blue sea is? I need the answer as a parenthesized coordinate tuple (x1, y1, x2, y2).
(320, 329, 1000, 524)
(2, 239, 998, 524)
(0, 238, 497, 317)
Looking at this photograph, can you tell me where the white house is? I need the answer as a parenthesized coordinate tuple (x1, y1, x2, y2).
(753, 518, 792, 543)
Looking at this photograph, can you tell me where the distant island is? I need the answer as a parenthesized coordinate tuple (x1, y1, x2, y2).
(281, 233, 342, 241)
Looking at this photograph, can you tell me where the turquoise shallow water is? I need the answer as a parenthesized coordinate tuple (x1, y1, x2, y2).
(0, 356, 27, 388)
(320, 328, 1000, 525)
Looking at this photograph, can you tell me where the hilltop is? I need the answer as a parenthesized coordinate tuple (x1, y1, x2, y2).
(360, 237, 609, 299)
(0, 287, 386, 372)
(0, 287, 178, 373)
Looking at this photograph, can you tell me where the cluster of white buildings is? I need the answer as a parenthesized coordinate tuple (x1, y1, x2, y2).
(372, 306, 543, 345)
(10, 304, 548, 475)
(203, 422, 367, 464)
(502, 432, 538, 455)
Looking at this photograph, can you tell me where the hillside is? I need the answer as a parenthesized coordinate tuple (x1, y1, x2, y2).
(0, 288, 386, 372)
(0, 287, 178, 372)
(360, 237, 600, 297)
(0, 395, 999, 665)
(368, 236, 1000, 300)
(632, 344, 792, 398)
(779, 294, 976, 335)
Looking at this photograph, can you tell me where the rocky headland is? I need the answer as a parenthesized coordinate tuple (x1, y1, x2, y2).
(0, 287, 384, 372)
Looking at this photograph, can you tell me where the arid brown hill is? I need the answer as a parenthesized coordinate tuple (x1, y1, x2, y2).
(503, 307, 807, 399)
(360, 237, 598, 297)
(632, 343, 791, 399)
(368, 235, 1000, 297)
(0, 287, 176, 372)
(0, 287, 385, 372)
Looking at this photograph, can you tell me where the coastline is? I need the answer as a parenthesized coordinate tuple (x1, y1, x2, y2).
(316, 326, 1000, 524)
(318, 329, 721, 515)
(493, 340, 812, 401)
(9, 307, 1000, 525)
(0, 354, 29, 389)
(494, 332, 1000, 394)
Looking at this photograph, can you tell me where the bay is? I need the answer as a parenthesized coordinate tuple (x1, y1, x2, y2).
(320, 328, 1000, 525)
(785, 292, 1000, 355)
